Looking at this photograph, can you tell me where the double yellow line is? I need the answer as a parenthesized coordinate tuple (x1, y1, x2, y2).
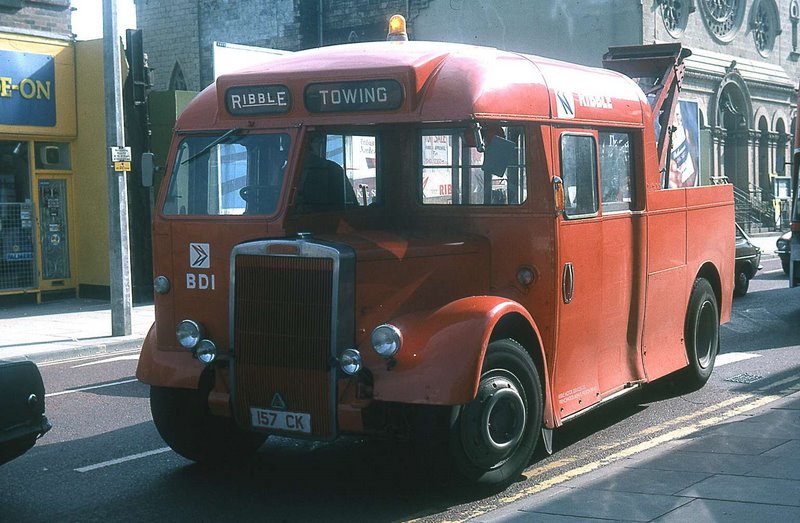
(445, 374, 800, 522)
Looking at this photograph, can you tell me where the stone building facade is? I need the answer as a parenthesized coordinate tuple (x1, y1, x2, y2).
(135, 0, 799, 224)
(0, 0, 71, 37)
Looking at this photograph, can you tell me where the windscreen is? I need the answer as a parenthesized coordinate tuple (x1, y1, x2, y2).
(163, 132, 290, 216)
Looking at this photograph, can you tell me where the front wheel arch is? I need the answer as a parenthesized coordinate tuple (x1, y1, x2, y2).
(370, 297, 550, 411)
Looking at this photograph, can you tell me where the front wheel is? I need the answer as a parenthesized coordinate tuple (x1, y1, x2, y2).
(449, 338, 543, 486)
(677, 278, 719, 390)
(150, 385, 266, 464)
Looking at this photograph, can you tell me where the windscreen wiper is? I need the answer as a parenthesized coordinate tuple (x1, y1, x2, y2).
(181, 128, 241, 165)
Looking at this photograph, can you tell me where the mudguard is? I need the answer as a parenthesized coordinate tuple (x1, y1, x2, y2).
(367, 296, 551, 413)
(136, 323, 205, 389)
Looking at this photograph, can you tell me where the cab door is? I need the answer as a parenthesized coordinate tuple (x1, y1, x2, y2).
(551, 128, 646, 421)
(552, 130, 603, 419)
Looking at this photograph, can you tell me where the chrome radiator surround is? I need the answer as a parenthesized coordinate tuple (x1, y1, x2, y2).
(228, 238, 355, 440)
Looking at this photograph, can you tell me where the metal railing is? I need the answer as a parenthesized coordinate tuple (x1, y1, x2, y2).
(733, 185, 776, 233)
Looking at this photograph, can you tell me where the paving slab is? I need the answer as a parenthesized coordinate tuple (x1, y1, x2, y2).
(763, 439, 800, 458)
(507, 488, 692, 522)
(745, 456, 800, 481)
(561, 464, 711, 495)
(706, 413, 800, 440)
(485, 510, 614, 523)
(676, 474, 800, 506)
(676, 434, 789, 455)
(653, 498, 800, 523)
(626, 449, 778, 476)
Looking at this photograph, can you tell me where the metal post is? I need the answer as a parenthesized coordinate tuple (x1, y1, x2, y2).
(103, 0, 133, 336)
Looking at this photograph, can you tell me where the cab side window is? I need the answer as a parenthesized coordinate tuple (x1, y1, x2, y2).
(599, 132, 634, 212)
(420, 126, 526, 205)
(560, 134, 598, 217)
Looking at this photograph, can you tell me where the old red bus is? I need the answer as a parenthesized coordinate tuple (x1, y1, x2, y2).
(137, 20, 733, 485)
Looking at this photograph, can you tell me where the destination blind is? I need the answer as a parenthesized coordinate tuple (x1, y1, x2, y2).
(225, 84, 291, 115)
(304, 80, 403, 113)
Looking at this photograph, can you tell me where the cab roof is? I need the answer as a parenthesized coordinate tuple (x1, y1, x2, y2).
(176, 40, 647, 130)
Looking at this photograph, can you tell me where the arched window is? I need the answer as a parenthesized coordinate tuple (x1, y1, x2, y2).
(758, 116, 770, 197)
(169, 61, 187, 91)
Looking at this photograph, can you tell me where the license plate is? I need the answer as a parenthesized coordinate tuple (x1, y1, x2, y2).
(250, 407, 311, 434)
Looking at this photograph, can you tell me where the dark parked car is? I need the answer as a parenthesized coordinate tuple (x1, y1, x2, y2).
(776, 230, 791, 275)
(0, 360, 51, 465)
(735, 224, 762, 297)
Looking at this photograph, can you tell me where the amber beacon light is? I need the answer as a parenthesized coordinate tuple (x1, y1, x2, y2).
(387, 14, 408, 41)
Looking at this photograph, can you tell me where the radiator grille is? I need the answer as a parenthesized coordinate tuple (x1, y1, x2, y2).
(233, 254, 334, 438)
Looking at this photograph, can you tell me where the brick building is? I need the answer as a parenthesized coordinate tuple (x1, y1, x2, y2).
(135, 0, 799, 228)
(0, 0, 71, 37)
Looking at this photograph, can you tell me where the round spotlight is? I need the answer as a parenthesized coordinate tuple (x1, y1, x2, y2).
(194, 339, 217, 364)
(340, 348, 362, 375)
(153, 275, 171, 294)
(371, 324, 402, 359)
(176, 319, 203, 349)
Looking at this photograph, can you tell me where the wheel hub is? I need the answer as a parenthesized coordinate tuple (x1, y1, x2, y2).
(695, 300, 717, 368)
(459, 370, 527, 469)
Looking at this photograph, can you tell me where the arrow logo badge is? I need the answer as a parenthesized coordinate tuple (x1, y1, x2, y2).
(189, 243, 210, 268)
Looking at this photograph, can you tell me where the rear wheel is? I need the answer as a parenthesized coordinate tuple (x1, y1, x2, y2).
(448, 338, 542, 486)
(150, 385, 266, 464)
(677, 278, 719, 390)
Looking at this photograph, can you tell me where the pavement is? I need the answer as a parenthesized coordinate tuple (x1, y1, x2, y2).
(480, 387, 800, 522)
(747, 230, 783, 259)
(0, 231, 795, 522)
(0, 297, 153, 364)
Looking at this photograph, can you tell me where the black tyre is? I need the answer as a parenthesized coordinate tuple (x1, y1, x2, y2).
(449, 338, 542, 486)
(781, 257, 790, 275)
(150, 385, 266, 464)
(733, 268, 749, 297)
(678, 278, 719, 390)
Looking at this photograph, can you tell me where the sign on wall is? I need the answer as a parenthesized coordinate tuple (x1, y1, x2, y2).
(668, 99, 700, 188)
(0, 49, 56, 127)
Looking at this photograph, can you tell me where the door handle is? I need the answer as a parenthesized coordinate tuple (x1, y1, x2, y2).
(562, 262, 574, 304)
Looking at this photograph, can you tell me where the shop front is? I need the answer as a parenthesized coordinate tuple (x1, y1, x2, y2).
(0, 32, 77, 299)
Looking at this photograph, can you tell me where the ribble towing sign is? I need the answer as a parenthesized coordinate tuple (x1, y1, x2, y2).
(305, 79, 403, 113)
(225, 84, 291, 115)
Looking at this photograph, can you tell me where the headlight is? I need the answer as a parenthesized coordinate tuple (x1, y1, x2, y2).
(340, 348, 362, 375)
(176, 319, 203, 349)
(371, 324, 402, 359)
(777, 240, 789, 250)
(194, 339, 217, 364)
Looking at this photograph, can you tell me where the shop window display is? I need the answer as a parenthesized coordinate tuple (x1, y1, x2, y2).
(0, 141, 36, 291)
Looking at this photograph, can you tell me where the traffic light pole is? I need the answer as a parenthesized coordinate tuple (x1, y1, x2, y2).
(103, 0, 133, 336)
